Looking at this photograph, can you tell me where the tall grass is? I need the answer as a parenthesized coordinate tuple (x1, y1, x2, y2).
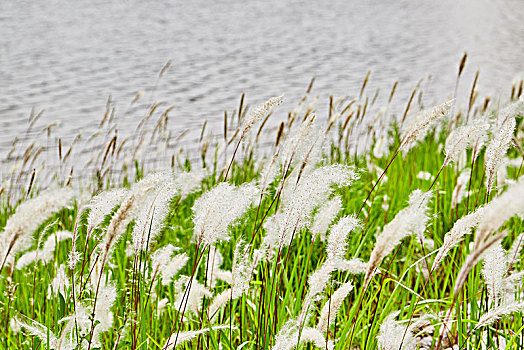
(1, 70, 524, 350)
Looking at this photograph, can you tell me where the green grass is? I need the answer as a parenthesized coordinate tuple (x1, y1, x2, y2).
(1, 94, 524, 350)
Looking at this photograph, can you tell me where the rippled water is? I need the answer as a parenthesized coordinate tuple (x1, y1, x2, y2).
(0, 0, 523, 177)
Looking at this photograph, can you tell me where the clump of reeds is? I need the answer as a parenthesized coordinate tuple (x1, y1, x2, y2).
(3, 74, 524, 350)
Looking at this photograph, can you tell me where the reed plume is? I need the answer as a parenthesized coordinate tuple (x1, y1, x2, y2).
(310, 196, 342, 242)
(443, 120, 489, 167)
(163, 325, 233, 349)
(452, 179, 524, 295)
(316, 281, 353, 332)
(475, 301, 524, 330)
(151, 244, 189, 285)
(263, 165, 357, 252)
(432, 206, 485, 271)
(365, 190, 432, 287)
(376, 311, 426, 350)
(400, 100, 453, 152)
(484, 99, 524, 194)
(192, 182, 258, 246)
(0, 187, 74, 271)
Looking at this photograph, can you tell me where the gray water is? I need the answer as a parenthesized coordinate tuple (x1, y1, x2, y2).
(0, 0, 523, 174)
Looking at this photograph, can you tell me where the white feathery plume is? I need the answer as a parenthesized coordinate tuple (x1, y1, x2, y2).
(432, 206, 485, 271)
(310, 196, 343, 242)
(484, 100, 524, 194)
(272, 320, 298, 350)
(482, 232, 524, 305)
(99, 194, 135, 267)
(475, 301, 524, 330)
(173, 276, 212, 314)
(476, 177, 524, 249)
(58, 303, 90, 347)
(481, 242, 508, 304)
(504, 270, 524, 304)
(258, 151, 281, 195)
(67, 250, 82, 271)
(16, 230, 72, 270)
(306, 263, 336, 306)
(279, 114, 324, 172)
(298, 327, 334, 350)
(132, 169, 205, 252)
(365, 190, 432, 287)
(86, 188, 130, 232)
(263, 165, 358, 251)
(317, 281, 353, 332)
(129, 171, 179, 251)
(326, 215, 360, 262)
(192, 182, 258, 246)
(10, 318, 21, 334)
(443, 120, 490, 166)
(173, 168, 206, 197)
(15, 317, 69, 350)
(240, 95, 283, 139)
(92, 173, 168, 273)
(132, 181, 178, 252)
(59, 302, 91, 341)
(151, 245, 188, 285)
(0, 187, 74, 270)
(451, 168, 471, 208)
(338, 257, 368, 274)
(131, 171, 174, 197)
(454, 230, 508, 296)
(230, 241, 253, 299)
(163, 325, 232, 349)
(93, 282, 117, 333)
(272, 320, 333, 350)
(400, 100, 453, 152)
(376, 311, 422, 350)
(207, 289, 232, 321)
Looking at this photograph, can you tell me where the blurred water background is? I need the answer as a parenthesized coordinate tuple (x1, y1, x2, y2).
(0, 0, 523, 188)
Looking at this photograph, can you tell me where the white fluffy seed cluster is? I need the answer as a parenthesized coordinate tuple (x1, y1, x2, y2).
(263, 164, 358, 251)
(310, 196, 343, 241)
(151, 244, 188, 286)
(477, 177, 524, 244)
(432, 206, 485, 271)
(316, 281, 353, 333)
(173, 276, 211, 314)
(451, 168, 471, 208)
(400, 99, 453, 152)
(86, 188, 130, 232)
(376, 311, 425, 350)
(0, 187, 74, 270)
(279, 114, 325, 171)
(485, 118, 516, 194)
(240, 95, 283, 138)
(484, 100, 524, 194)
(163, 325, 232, 349)
(365, 190, 432, 287)
(444, 119, 490, 166)
(192, 181, 258, 246)
(16, 230, 72, 270)
(454, 178, 524, 296)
